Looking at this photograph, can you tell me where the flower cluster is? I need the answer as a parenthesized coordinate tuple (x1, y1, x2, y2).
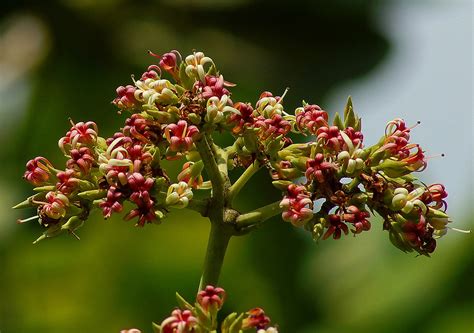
(16, 50, 458, 252)
(120, 285, 278, 333)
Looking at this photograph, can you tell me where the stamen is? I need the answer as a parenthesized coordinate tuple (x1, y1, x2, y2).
(409, 120, 421, 130)
(17, 215, 39, 224)
(279, 87, 290, 102)
(148, 50, 161, 59)
(425, 153, 445, 160)
(449, 227, 471, 234)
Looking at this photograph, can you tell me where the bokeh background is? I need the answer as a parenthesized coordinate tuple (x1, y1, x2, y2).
(0, 0, 472, 332)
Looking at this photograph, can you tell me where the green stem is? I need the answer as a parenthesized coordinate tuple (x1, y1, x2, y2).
(186, 198, 209, 217)
(227, 161, 261, 205)
(199, 223, 232, 290)
(236, 201, 282, 227)
(195, 134, 225, 206)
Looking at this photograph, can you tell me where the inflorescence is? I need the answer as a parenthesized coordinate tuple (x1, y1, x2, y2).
(16, 50, 457, 256)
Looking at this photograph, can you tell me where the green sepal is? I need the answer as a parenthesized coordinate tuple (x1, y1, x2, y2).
(33, 223, 64, 244)
(195, 303, 212, 330)
(33, 185, 55, 192)
(61, 216, 84, 232)
(152, 322, 161, 333)
(426, 208, 449, 219)
(175, 84, 186, 96)
(243, 131, 258, 152)
(343, 96, 357, 129)
(188, 113, 202, 125)
(207, 63, 218, 76)
(375, 159, 409, 178)
(78, 189, 107, 200)
(271, 180, 293, 191)
(333, 112, 344, 129)
(179, 62, 195, 90)
(176, 292, 194, 311)
(221, 312, 244, 333)
(265, 135, 285, 157)
(389, 227, 412, 253)
(12, 192, 46, 209)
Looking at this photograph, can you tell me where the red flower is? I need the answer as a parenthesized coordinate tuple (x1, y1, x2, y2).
(140, 65, 161, 80)
(402, 217, 436, 255)
(67, 147, 95, 175)
(254, 114, 291, 140)
(421, 183, 448, 210)
(305, 153, 336, 183)
(229, 102, 255, 134)
(160, 309, 198, 333)
(194, 75, 234, 100)
(56, 169, 79, 194)
(280, 184, 313, 227)
(24, 156, 53, 186)
(122, 114, 160, 144)
(99, 186, 124, 219)
(342, 205, 371, 234)
(59, 121, 98, 152)
(322, 214, 349, 240)
(316, 125, 343, 151)
(165, 120, 199, 152)
(113, 85, 138, 110)
(242, 308, 271, 330)
(295, 104, 328, 134)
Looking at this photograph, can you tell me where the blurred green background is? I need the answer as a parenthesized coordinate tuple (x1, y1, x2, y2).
(0, 0, 472, 332)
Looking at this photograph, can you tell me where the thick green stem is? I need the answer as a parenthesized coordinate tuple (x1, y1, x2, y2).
(227, 161, 261, 205)
(236, 201, 282, 227)
(198, 223, 232, 290)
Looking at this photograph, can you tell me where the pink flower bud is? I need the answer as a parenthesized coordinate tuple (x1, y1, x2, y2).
(113, 85, 138, 110)
(197, 285, 226, 312)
